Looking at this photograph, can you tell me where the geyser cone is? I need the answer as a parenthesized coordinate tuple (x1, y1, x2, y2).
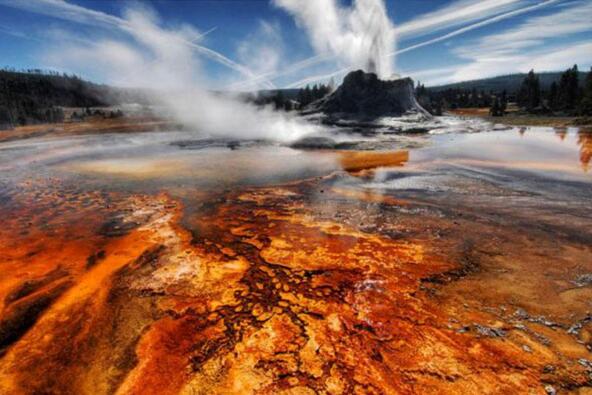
(304, 70, 430, 119)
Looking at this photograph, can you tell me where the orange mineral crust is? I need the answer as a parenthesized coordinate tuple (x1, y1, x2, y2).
(1, 170, 591, 395)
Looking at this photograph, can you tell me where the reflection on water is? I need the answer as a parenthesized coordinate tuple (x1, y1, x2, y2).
(578, 130, 592, 171)
(1, 126, 589, 191)
(338, 126, 592, 237)
(407, 127, 592, 179)
(555, 127, 567, 141)
(63, 147, 341, 189)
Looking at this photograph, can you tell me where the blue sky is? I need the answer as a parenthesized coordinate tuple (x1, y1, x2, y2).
(0, 0, 590, 88)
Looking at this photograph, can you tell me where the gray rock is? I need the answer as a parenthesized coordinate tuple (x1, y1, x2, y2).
(304, 70, 431, 119)
(514, 308, 530, 320)
(474, 324, 506, 338)
(289, 136, 337, 150)
(572, 274, 592, 287)
(578, 358, 592, 370)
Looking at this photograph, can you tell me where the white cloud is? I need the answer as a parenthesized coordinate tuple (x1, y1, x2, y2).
(395, 0, 522, 38)
(0, 24, 42, 42)
(391, 0, 561, 57)
(399, 65, 465, 86)
(234, 20, 284, 89)
(456, 0, 592, 57)
(448, 0, 592, 82)
(284, 67, 350, 89)
(520, 41, 592, 72)
(450, 41, 592, 82)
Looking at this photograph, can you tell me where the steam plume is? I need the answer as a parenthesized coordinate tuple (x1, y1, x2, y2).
(273, 0, 396, 79)
(48, 7, 319, 142)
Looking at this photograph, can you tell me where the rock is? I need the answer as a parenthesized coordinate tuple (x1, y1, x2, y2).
(514, 308, 530, 320)
(171, 138, 268, 150)
(572, 274, 592, 287)
(529, 316, 558, 328)
(544, 385, 556, 395)
(514, 324, 527, 330)
(578, 358, 592, 370)
(456, 326, 470, 334)
(290, 136, 338, 150)
(474, 324, 506, 337)
(304, 70, 431, 120)
(567, 315, 592, 336)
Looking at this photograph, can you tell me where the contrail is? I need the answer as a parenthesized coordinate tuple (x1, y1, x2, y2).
(0, 0, 275, 88)
(389, 0, 562, 57)
(192, 26, 218, 43)
(285, 67, 350, 89)
(225, 54, 331, 91)
(0, 25, 43, 42)
(394, 0, 522, 38)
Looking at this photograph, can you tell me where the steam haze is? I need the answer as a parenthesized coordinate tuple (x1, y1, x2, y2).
(46, 7, 320, 143)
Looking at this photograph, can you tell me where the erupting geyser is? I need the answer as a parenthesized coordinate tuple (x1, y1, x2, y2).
(274, 0, 396, 79)
(276, 0, 428, 120)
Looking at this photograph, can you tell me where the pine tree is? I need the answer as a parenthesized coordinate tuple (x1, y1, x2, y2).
(433, 99, 443, 116)
(284, 99, 293, 112)
(490, 97, 502, 117)
(304, 86, 312, 106)
(500, 90, 507, 114)
(517, 70, 541, 111)
(470, 88, 478, 107)
(273, 90, 285, 110)
(547, 82, 558, 111)
(558, 65, 580, 112)
(579, 67, 592, 116)
(297, 88, 305, 106)
(311, 84, 319, 101)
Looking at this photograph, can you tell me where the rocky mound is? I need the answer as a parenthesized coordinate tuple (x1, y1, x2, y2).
(304, 70, 430, 119)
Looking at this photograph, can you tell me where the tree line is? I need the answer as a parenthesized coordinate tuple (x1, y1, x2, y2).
(0, 68, 109, 128)
(418, 65, 592, 117)
(245, 83, 333, 112)
(416, 84, 503, 116)
(0, 69, 151, 129)
(296, 84, 332, 108)
(516, 65, 590, 115)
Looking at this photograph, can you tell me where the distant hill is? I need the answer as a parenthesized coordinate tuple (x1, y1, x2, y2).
(428, 71, 587, 93)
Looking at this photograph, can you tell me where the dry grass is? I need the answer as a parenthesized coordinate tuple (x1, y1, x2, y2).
(0, 116, 176, 143)
(449, 108, 592, 127)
